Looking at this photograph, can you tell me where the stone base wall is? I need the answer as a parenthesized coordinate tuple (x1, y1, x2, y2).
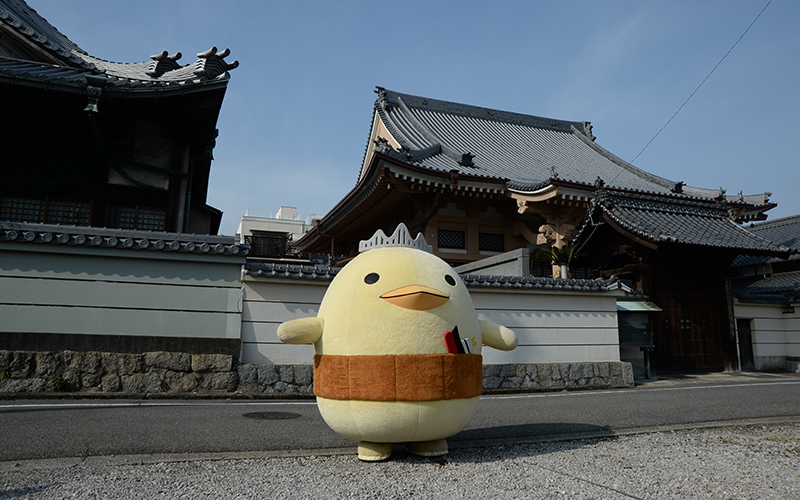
(0, 350, 634, 396)
(0, 350, 237, 395)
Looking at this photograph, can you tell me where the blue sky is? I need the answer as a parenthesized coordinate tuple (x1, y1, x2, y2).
(34, 0, 800, 234)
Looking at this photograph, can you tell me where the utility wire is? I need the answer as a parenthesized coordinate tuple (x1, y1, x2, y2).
(631, 0, 772, 163)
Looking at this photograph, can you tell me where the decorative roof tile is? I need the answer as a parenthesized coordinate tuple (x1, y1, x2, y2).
(1, 221, 248, 257)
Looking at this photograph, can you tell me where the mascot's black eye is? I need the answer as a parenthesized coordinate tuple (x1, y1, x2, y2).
(364, 272, 380, 285)
(445, 275, 457, 286)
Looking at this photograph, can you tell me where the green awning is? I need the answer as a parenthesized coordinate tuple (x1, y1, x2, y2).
(617, 301, 662, 312)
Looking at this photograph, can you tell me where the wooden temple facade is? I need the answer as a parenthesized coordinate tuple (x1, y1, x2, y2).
(295, 88, 793, 372)
(0, 0, 238, 235)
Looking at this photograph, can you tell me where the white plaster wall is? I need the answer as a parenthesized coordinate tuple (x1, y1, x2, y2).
(241, 276, 623, 365)
(0, 245, 244, 340)
(734, 301, 800, 369)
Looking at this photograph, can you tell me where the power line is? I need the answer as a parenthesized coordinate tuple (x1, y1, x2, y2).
(631, 0, 772, 163)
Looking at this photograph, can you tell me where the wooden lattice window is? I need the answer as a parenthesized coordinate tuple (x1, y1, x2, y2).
(0, 196, 90, 226)
(245, 234, 287, 258)
(438, 229, 465, 249)
(105, 205, 166, 231)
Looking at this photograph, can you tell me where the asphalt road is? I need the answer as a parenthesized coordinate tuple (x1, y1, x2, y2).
(2, 374, 799, 464)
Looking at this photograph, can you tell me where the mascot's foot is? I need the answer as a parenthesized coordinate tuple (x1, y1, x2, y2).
(357, 441, 393, 462)
(406, 439, 448, 457)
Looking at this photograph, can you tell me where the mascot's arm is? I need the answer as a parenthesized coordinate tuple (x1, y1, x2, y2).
(480, 319, 518, 351)
(277, 317, 324, 344)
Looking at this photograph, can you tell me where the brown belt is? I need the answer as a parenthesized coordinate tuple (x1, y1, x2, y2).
(313, 354, 483, 402)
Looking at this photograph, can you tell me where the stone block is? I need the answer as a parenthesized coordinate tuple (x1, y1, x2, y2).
(238, 364, 258, 384)
(501, 376, 522, 389)
(82, 372, 102, 388)
(34, 352, 59, 377)
(294, 365, 313, 386)
(62, 370, 81, 391)
(191, 354, 233, 373)
(0, 350, 11, 371)
(499, 364, 516, 378)
(272, 381, 289, 393)
(82, 352, 101, 374)
(483, 376, 502, 390)
(569, 363, 583, 381)
(598, 362, 610, 379)
(121, 374, 146, 393)
(621, 362, 634, 387)
(62, 350, 82, 371)
(483, 364, 501, 377)
(5, 378, 48, 392)
(10, 352, 34, 378)
(101, 353, 143, 375)
(551, 364, 563, 381)
(146, 370, 168, 393)
(582, 363, 595, 379)
(538, 364, 552, 382)
(279, 365, 294, 384)
(101, 374, 122, 392)
(258, 364, 279, 385)
(200, 372, 238, 392)
(145, 352, 191, 372)
(165, 371, 200, 392)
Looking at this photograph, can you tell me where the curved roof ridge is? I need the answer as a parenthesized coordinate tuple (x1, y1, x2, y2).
(0, 0, 92, 68)
(381, 87, 586, 133)
(573, 130, 697, 197)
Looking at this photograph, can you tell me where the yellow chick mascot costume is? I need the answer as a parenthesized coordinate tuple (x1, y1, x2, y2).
(278, 224, 517, 461)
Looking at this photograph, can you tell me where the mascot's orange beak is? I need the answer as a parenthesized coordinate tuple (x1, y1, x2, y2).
(380, 285, 449, 311)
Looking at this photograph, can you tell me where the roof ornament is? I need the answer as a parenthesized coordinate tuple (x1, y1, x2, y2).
(738, 191, 744, 202)
(549, 166, 559, 179)
(146, 51, 182, 77)
(764, 192, 772, 204)
(374, 137, 393, 154)
(193, 47, 239, 79)
(582, 122, 596, 141)
(594, 177, 605, 189)
(375, 86, 390, 111)
(458, 152, 475, 167)
(358, 223, 432, 254)
(671, 181, 684, 194)
(83, 74, 105, 114)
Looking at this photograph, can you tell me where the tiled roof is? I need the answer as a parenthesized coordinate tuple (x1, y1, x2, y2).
(244, 261, 625, 292)
(1, 221, 248, 257)
(583, 188, 794, 255)
(0, 0, 237, 92)
(371, 88, 761, 200)
(0, 0, 89, 68)
(732, 214, 800, 267)
(733, 270, 800, 304)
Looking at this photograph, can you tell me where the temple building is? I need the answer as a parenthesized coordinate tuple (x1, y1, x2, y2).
(294, 87, 794, 372)
(0, 0, 238, 234)
(0, 0, 246, 360)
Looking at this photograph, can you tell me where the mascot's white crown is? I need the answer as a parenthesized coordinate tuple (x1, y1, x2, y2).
(359, 223, 432, 253)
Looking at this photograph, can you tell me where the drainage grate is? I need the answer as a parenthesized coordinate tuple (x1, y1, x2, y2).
(242, 411, 301, 420)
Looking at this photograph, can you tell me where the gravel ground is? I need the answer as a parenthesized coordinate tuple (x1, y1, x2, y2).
(2, 423, 799, 500)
